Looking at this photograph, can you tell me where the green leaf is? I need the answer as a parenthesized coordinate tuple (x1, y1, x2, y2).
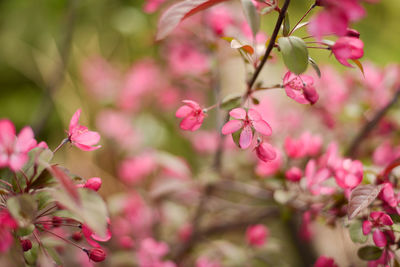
(231, 129, 241, 148)
(35, 190, 53, 211)
(349, 220, 368, 243)
(390, 214, 400, 223)
(24, 243, 39, 265)
(309, 57, 321, 78)
(277, 36, 309, 74)
(16, 224, 35, 237)
(19, 148, 53, 186)
(357, 246, 383, 261)
(283, 13, 290, 37)
(241, 0, 260, 37)
(220, 94, 242, 110)
(7, 194, 37, 227)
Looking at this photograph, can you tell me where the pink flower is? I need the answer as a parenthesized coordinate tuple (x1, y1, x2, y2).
(255, 142, 277, 162)
(314, 256, 338, 267)
(178, 224, 193, 242)
(285, 167, 303, 182)
(362, 211, 393, 247)
(83, 177, 102, 191)
(118, 152, 157, 184)
(68, 109, 101, 151)
(222, 108, 272, 149)
(0, 210, 18, 253)
(0, 119, 37, 171)
(306, 160, 335, 195)
(137, 238, 176, 267)
(167, 42, 209, 76)
(334, 159, 363, 189)
(176, 100, 206, 131)
(284, 132, 322, 159)
(143, 0, 166, 13)
(331, 37, 364, 67)
(196, 257, 221, 267)
(256, 149, 282, 177)
(192, 131, 219, 154)
(246, 224, 269, 247)
(283, 72, 319, 104)
(368, 249, 394, 267)
(82, 223, 112, 248)
(206, 6, 233, 36)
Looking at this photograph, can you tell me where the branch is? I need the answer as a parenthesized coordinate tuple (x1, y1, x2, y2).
(345, 89, 400, 157)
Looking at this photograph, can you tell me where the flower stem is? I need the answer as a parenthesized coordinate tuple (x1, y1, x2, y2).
(53, 138, 69, 154)
(288, 4, 316, 36)
(36, 225, 85, 250)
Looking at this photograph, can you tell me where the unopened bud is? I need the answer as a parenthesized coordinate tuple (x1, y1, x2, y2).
(84, 248, 107, 262)
(20, 239, 32, 252)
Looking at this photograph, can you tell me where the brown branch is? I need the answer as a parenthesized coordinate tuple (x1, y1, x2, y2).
(345, 89, 400, 157)
(31, 0, 78, 135)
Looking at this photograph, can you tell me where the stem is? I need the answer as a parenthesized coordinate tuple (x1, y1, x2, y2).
(346, 89, 400, 157)
(37, 225, 85, 250)
(36, 205, 58, 219)
(13, 173, 23, 193)
(53, 138, 69, 154)
(306, 46, 329, 49)
(288, 4, 316, 36)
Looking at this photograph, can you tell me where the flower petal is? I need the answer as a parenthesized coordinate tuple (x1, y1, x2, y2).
(252, 120, 272, 136)
(362, 220, 372, 235)
(0, 120, 15, 145)
(16, 127, 37, 152)
(248, 109, 261, 121)
(73, 131, 101, 146)
(175, 105, 192, 118)
(373, 229, 387, 247)
(221, 120, 243, 135)
(229, 108, 246, 120)
(239, 125, 253, 149)
(69, 109, 81, 131)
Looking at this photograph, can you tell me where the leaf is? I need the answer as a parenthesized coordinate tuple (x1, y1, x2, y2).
(348, 184, 383, 220)
(309, 57, 321, 78)
(220, 93, 242, 110)
(277, 36, 309, 74)
(282, 13, 290, 37)
(48, 165, 80, 204)
(357, 246, 383, 261)
(241, 0, 260, 37)
(156, 0, 231, 40)
(351, 59, 364, 76)
(16, 224, 35, 237)
(6, 194, 37, 227)
(349, 220, 368, 243)
(230, 39, 254, 55)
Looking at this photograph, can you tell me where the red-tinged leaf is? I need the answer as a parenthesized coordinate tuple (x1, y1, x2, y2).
(348, 184, 383, 220)
(156, 0, 231, 40)
(230, 39, 254, 55)
(351, 59, 364, 76)
(49, 165, 80, 204)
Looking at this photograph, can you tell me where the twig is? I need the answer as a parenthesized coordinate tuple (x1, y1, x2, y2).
(31, 0, 78, 135)
(346, 89, 400, 157)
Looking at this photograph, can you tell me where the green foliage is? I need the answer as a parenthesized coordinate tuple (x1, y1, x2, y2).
(277, 36, 308, 74)
(357, 246, 383, 261)
(349, 220, 368, 243)
(6, 194, 37, 227)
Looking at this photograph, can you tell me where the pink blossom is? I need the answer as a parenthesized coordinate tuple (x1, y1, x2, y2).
(206, 6, 233, 36)
(246, 224, 269, 247)
(0, 210, 18, 253)
(68, 109, 101, 151)
(314, 256, 338, 267)
(0, 119, 37, 171)
(178, 224, 193, 242)
(331, 37, 364, 67)
(167, 42, 209, 76)
(196, 257, 221, 267)
(137, 238, 176, 267)
(256, 149, 282, 177)
(222, 108, 272, 149)
(255, 142, 277, 162)
(143, 0, 166, 13)
(283, 72, 318, 104)
(284, 132, 322, 159)
(334, 159, 363, 189)
(285, 167, 303, 182)
(368, 249, 394, 267)
(362, 211, 393, 247)
(83, 177, 102, 191)
(192, 131, 219, 154)
(306, 160, 335, 195)
(118, 152, 156, 184)
(82, 222, 112, 248)
(176, 100, 206, 131)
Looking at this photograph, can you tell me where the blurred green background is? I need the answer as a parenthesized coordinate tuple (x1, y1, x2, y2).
(0, 0, 398, 144)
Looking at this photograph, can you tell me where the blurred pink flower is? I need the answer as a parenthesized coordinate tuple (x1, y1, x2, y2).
(143, 0, 166, 13)
(256, 149, 282, 177)
(368, 249, 394, 267)
(334, 159, 363, 189)
(206, 6, 233, 36)
(196, 257, 221, 267)
(176, 100, 206, 131)
(68, 109, 101, 151)
(246, 224, 269, 247)
(362, 211, 393, 247)
(0, 119, 37, 171)
(192, 131, 219, 154)
(83, 177, 102, 191)
(284, 132, 322, 159)
(314, 256, 338, 267)
(283, 71, 318, 104)
(178, 223, 193, 242)
(82, 222, 112, 248)
(331, 37, 364, 67)
(119, 152, 156, 184)
(167, 42, 209, 76)
(222, 108, 272, 149)
(255, 142, 277, 162)
(285, 167, 303, 182)
(0, 210, 18, 253)
(306, 160, 335, 195)
(137, 238, 176, 267)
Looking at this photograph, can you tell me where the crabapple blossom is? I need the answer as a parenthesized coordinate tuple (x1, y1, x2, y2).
(246, 224, 269, 247)
(85, 248, 106, 262)
(256, 149, 282, 177)
(196, 257, 221, 267)
(334, 159, 363, 190)
(118, 152, 156, 184)
(284, 132, 322, 159)
(137, 238, 176, 267)
(222, 108, 272, 149)
(255, 141, 277, 162)
(0, 210, 17, 252)
(176, 100, 206, 131)
(167, 42, 209, 76)
(143, 0, 166, 13)
(283, 72, 319, 105)
(314, 256, 338, 267)
(82, 223, 112, 248)
(0, 119, 37, 171)
(362, 211, 393, 247)
(83, 177, 102, 191)
(305, 160, 335, 195)
(331, 37, 364, 67)
(285, 167, 303, 182)
(68, 109, 101, 151)
(205, 6, 233, 36)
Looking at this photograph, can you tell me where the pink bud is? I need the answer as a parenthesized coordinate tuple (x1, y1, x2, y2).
(52, 216, 62, 228)
(86, 248, 107, 262)
(20, 239, 32, 252)
(84, 177, 102, 191)
(314, 256, 338, 267)
(255, 142, 277, 162)
(246, 224, 268, 247)
(285, 167, 303, 182)
(346, 28, 360, 38)
(362, 220, 372, 235)
(71, 231, 83, 241)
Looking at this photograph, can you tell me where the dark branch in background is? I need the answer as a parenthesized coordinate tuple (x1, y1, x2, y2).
(31, 0, 78, 135)
(174, 0, 292, 263)
(346, 89, 400, 157)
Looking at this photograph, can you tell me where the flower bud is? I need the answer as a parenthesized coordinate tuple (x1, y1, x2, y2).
(346, 28, 360, 38)
(52, 216, 62, 228)
(85, 248, 107, 262)
(285, 167, 303, 182)
(71, 231, 83, 241)
(20, 239, 32, 252)
(303, 85, 319, 105)
(255, 142, 277, 162)
(246, 224, 269, 247)
(84, 177, 102, 191)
